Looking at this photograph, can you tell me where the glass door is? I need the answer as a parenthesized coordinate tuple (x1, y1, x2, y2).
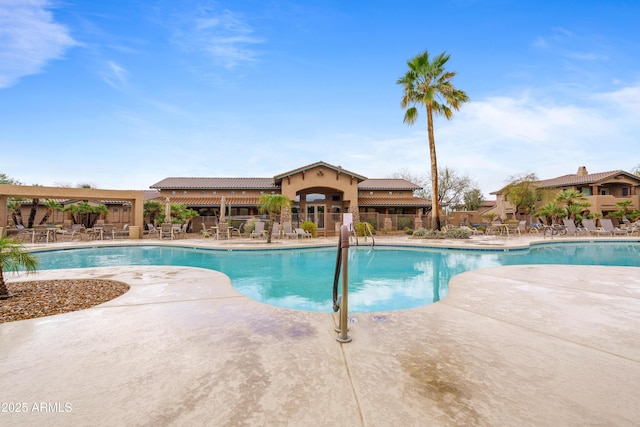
(306, 204, 325, 229)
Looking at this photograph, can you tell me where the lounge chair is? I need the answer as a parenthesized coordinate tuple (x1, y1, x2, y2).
(282, 222, 298, 239)
(295, 228, 312, 238)
(562, 219, 588, 236)
(270, 222, 281, 239)
(600, 218, 628, 236)
(459, 225, 483, 235)
(250, 222, 267, 239)
(581, 219, 611, 236)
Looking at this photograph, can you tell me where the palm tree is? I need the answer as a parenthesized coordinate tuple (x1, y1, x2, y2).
(257, 194, 291, 243)
(27, 198, 39, 228)
(555, 189, 588, 222)
(39, 200, 63, 225)
(398, 50, 469, 230)
(0, 236, 39, 298)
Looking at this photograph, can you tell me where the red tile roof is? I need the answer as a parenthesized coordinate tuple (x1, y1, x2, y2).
(274, 161, 367, 181)
(358, 179, 421, 190)
(147, 196, 260, 206)
(535, 170, 640, 188)
(150, 177, 278, 190)
(358, 197, 431, 207)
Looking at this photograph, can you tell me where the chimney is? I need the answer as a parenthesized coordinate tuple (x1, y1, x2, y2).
(577, 166, 588, 176)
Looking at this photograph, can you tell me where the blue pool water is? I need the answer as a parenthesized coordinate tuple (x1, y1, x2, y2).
(32, 242, 640, 312)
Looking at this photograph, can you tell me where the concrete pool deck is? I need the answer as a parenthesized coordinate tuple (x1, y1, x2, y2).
(1, 235, 640, 426)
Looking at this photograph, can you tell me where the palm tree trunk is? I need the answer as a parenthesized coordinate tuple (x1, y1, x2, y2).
(426, 106, 441, 230)
(28, 198, 39, 228)
(0, 265, 8, 298)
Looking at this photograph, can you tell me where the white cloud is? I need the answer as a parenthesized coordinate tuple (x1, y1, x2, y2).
(103, 60, 128, 89)
(172, 8, 264, 69)
(0, 0, 76, 88)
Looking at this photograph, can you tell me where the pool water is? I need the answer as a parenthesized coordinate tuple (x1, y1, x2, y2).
(32, 242, 640, 313)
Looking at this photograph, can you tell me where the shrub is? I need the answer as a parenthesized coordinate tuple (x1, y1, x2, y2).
(355, 221, 375, 236)
(404, 227, 413, 235)
(397, 216, 411, 230)
(411, 227, 470, 239)
(301, 221, 317, 237)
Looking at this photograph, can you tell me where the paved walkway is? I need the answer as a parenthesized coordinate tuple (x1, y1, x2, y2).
(1, 235, 640, 426)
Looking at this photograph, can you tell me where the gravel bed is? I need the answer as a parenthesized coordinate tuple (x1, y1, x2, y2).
(0, 280, 130, 323)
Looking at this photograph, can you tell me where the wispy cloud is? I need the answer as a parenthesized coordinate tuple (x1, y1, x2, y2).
(172, 8, 264, 69)
(0, 0, 76, 88)
(532, 27, 608, 63)
(103, 60, 128, 89)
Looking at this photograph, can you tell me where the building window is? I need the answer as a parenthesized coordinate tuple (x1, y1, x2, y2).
(242, 191, 246, 195)
(389, 191, 393, 195)
(306, 193, 325, 202)
(201, 191, 205, 195)
(113, 208, 119, 213)
(622, 187, 630, 197)
(600, 189, 608, 196)
(171, 191, 176, 195)
(398, 192, 403, 195)
(369, 191, 373, 196)
(260, 191, 264, 195)
(212, 191, 216, 195)
(230, 191, 235, 195)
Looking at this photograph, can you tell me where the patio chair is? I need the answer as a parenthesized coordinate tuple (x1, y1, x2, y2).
(282, 222, 298, 239)
(295, 228, 312, 238)
(506, 221, 521, 237)
(250, 222, 267, 239)
(160, 223, 174, 240)
(59, 224, 85, 241)
(600, 218, 628, 236)
(217, 222, 230, 240)
(581, 219, 611, 236)
(113, 224, 129, 239)
(230, 222, 243, 238)
(145, 223, 160, 239)
(101, 224, 114, 240)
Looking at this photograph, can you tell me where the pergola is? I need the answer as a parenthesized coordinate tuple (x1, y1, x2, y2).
(0, 185, 145, 238)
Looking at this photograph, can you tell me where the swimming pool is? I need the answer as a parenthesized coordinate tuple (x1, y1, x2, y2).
(31, 242, 640, 312)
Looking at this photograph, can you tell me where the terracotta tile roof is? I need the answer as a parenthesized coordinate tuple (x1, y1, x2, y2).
(358, 197, 431, 207)
(150, 177, 278, 190)
(358, 179, 421, 190)
(274, 161, 367, 181)
(536, 170, 639, 188)
(148, 196, 260, 206)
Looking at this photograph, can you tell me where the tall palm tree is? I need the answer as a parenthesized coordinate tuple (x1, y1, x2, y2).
(39, 200, 63, 225)
(257, 194, 291, 243)
(0, 236, 39, 298)
(398, 50, 469, 230)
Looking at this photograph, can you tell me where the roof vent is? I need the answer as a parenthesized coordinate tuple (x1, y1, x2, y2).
(577, 166, 588, 176)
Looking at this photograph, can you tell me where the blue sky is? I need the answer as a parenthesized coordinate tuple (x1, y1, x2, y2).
(1, 0, 639, 197)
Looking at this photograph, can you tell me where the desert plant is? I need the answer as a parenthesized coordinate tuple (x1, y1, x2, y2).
(301, 221, 317, 238)
(0, 236, 39, 298)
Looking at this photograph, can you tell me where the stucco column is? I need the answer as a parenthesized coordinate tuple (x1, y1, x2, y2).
(349, 206, 359, 225)
(280, 207, 291, 224)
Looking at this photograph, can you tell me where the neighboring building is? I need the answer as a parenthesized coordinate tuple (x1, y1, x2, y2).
(149, 161, 432, 235)
(492, 166, 640, 220)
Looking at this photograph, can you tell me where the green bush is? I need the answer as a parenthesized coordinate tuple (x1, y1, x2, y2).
(411, 227, 470, 239)
(355, 221, 375, 236)
(301, 221, 317, 237)
(397, 216, 411, 230)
